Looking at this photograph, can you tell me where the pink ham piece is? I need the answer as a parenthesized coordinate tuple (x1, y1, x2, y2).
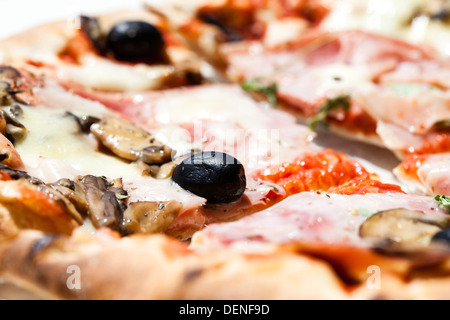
(223, 30, 450, 156)
(68, 83, 316, 174)
(396, 152, 450, 196)
(191, 191, 448, 252)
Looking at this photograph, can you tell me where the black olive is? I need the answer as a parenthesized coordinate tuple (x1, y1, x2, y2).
(105, 21, 166, 63)
(431, 228, 450, 246)
(172, 151, 246, 204)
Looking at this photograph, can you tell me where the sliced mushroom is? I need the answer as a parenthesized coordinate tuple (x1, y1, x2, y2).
(1, 162, 83, 207)
(0, 67, 24, 106)
(123, 200, 182, 234)
(48, 178, 89, 216)
(78, 175, 127, 232)
(359, 208, 450, 248)
(64, 112, 100, 133)
(155, 161, 177, 179)
(0, 66, 20, 78)
(48, 175, 131, 235)
(80, 15, 105, 54)
(35, 184, 84, 225)
(135, 159, 177, 179)
(141, 145, 173, 165)
(0, 82, 13, 106)
(90, 115, 173, 165)
(0, 105, 27, 142)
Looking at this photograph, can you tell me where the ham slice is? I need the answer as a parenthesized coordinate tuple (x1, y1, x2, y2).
(71, 83, 317, 174)
(223, 30, 450, 156)
(396, 152, 450, 196)
(191, 191, 447, 252)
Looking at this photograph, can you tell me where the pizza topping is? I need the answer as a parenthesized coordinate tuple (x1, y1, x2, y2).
(172, 151, 246, 204)
(0, 105, 27, 143)
(123, 200, 182, 234)
(136, 159, 177, 180)
(79, 16, 105, 55)
(75, 175, 128, 233)
(90, 115, 173, 165)
(79, 16, 169, 65)
(254, 149, 370, 196)
(329, 178, 405, 195)
(409, 1, 450, 23)
(0, 66, 42, 106)
(308, 95, 350, 130)
(241, 80, 278, 106)
(0, 67, 24, 106)
(34, 183, 85, 225)
(105, 21, 168, 64)
(48, 174, 184, 235)
(48, 178, 90, 215)
(434, 194, 450, 213)
(191, 192, 447, 251)
(431, 228, 450, 247)
(197, 11, 244, 42)
(64, 112, 100, 133)
(359, 208, 450, 248)
(223, 30, 450, 155)
(395, 153, 450, 196)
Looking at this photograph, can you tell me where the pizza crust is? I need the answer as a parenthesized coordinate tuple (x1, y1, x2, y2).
(1, 228, 450, 300)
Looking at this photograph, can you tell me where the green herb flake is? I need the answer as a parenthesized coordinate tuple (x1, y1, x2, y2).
(308, 95, 351, 130)
(241, 80, 278, 106)
(358, 208, 376, 218)
(434, 194, 450, 213)
(387, 83, 441, 95)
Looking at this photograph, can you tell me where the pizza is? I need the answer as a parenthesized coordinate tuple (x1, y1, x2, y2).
(0, 0, 450, 301)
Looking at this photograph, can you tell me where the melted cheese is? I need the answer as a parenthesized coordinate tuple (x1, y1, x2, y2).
(150, 85, 315, 171)
(311, 63, 373, 97)
(58, 54, 176, 92)
(153, 86, 278, 129)
(13, 103, 206, 209)
(14, 105, 144, 181)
